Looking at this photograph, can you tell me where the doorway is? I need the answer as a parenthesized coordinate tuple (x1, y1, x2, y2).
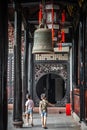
(36, 73, 66, 104)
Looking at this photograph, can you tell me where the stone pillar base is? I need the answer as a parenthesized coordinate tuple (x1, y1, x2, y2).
(13, 121, 23, 128)
(81, 122, 87, 130)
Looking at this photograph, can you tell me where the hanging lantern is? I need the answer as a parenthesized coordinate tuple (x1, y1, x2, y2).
(61, 10, 65, 22)
(52, 28, 54, 41)
(46, 4, 60, 24)
(51, 7, 54, 46)
(52, 28, 55, 47)
(58, 30, 65, 50)
(39, 4, 42, 24)
(45, 3, 60, 52)
(58, 42, 62, 50)
(57, 30, 62, 50)
(58, 30, 61, 42)
(61, 30, 65, 42)
(32, 24, 54, 54)
(52, 7, 54, 22)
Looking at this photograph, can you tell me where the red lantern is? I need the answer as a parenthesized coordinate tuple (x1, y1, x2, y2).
(52, 7, 54, 22)
(52, 28, 54, 47)
(52, 28, 54, 41)
(39, 4, 42, 24)
(61, 10, 65, 22)
(58, 30, 62, 50)
(58, 42, 62, 50)
(51, 7, 54, 46)
(61, 30, 65, 42)
(58, 30, 61, 42)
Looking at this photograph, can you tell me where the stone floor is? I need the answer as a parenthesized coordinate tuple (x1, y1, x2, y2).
(8, 110, 81, 130)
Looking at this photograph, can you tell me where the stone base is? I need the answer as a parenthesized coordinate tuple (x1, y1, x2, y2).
(72, 112, 87, 130)
(81, 122, 87, 130)
(13, 121, 23, 128)
(72, 112, 80, 122)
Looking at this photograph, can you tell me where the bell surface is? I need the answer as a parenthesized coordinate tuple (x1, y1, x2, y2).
(32, 27, 54, 54)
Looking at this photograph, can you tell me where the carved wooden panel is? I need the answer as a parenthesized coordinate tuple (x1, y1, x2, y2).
(33, 62, 70, 106)
(35, 63, 67, 81)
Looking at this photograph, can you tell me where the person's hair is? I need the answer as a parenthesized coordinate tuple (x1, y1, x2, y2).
(27, 94, 31, 99)
(41, 93, 46, 99)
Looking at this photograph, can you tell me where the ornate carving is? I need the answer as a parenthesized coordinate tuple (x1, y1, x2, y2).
(35, 63, 67, 81)
(33, 62, 70, 106)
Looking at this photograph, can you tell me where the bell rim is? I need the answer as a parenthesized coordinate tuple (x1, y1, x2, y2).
(35, 28, 51, 32)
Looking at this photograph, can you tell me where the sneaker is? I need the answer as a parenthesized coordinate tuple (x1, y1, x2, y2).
(42, 125, 44, 128)
(31, 124, 34, 127)
(25, 123, 29, 126)
(43, 126, 48, 129)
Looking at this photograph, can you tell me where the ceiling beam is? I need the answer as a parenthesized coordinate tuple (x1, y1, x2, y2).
(8, 2, 40, 8)
(8, 0, 78, 8)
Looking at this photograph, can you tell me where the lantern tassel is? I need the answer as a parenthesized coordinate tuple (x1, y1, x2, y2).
(61, 30, 65, 42)
(58, 42, 62, 50)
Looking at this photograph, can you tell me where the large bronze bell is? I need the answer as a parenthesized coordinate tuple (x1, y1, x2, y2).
(32, 25, 54, 54)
